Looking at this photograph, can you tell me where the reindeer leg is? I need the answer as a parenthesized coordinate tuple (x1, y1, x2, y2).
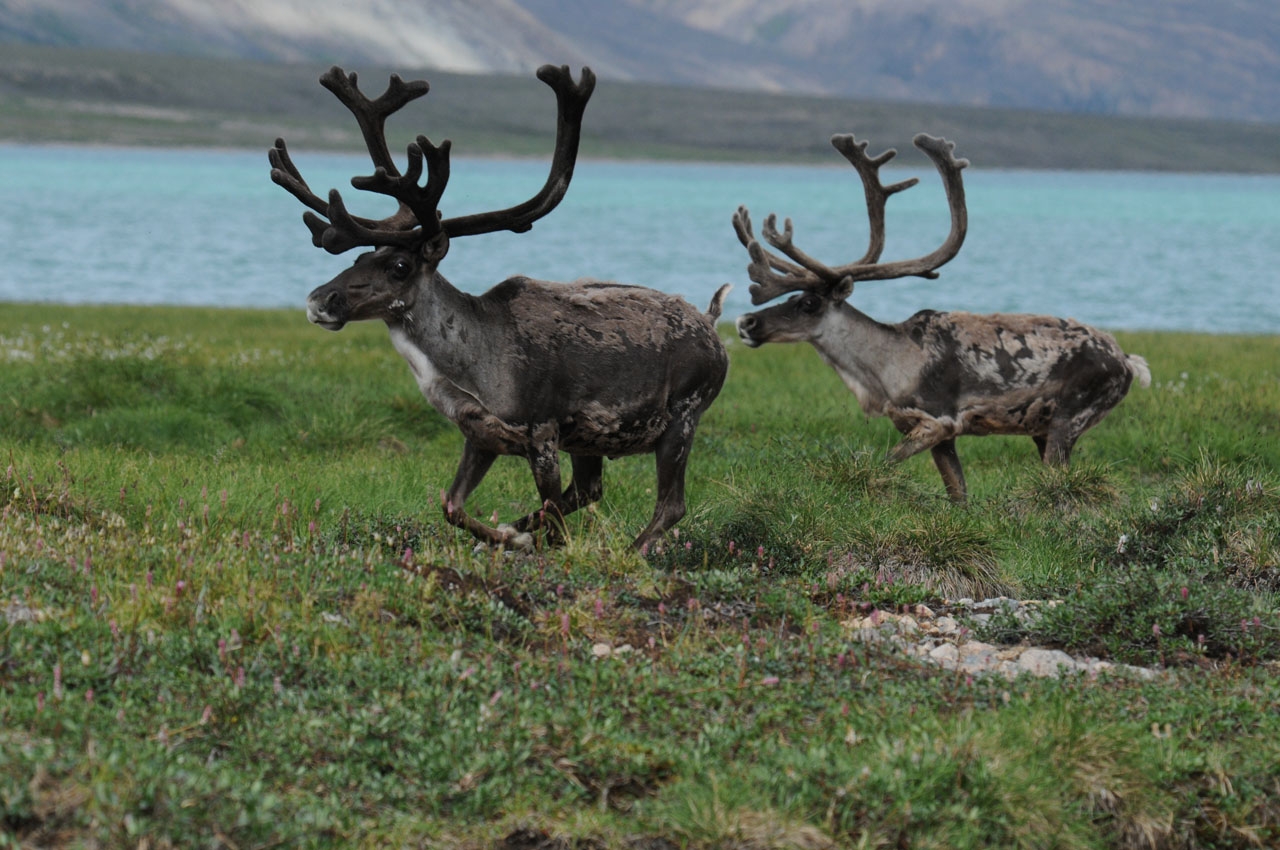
(443, 440, 532, 549)
(889, 419, 949, 462)
(562, 455, 604, 513)
(514, 434, 570, 545)
(632, 421, 694, 554)
(513, 454, 603, 539)
(1033, 435, 1049, 462)
(1041, 430, 1075, 466)
(930, 439, 967, 502)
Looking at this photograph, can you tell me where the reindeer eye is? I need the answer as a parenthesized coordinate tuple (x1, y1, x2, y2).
(389, 258, 413, 280)
(798, 295, 822, 314)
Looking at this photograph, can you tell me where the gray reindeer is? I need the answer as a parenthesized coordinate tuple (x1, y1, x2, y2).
(734, 132, 1149, 501)
(270, 65, 729, 551)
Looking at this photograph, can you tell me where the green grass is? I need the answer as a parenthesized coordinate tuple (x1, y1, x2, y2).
(1, 304, 1278, 848)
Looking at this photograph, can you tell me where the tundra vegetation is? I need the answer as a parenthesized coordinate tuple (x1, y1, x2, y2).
(1, 303, 1278, 848)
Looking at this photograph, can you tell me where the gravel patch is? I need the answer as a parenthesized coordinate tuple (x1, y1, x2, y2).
(843, 597, 1160, 680)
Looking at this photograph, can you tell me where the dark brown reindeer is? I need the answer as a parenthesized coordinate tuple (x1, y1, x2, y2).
(269, 65, 729, 551)
(734, 132, 1149, 501)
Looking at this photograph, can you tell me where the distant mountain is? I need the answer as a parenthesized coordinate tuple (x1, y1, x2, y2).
(1, 0, 1277, 124)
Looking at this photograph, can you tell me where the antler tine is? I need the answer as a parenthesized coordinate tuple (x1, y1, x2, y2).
(733, 207, 801, 274)
(320, 189, 423, 254)
(349, 134, 452, 241)
(760, 213, 847, 284)
(272, 65, 596, 253)
(319, 66, 430, 176)
(830, 134, 919, 266)
(735, 131, 970, 304)
(271, 136, 416, 250)
(441, 65, 596, 237)
(733, 206, 832, 304)
(271, 66, 450, 254)
(832, 133, 969, 283)
(269, 138, 328, 216)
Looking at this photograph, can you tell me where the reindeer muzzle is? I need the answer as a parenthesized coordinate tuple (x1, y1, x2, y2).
(306, 286, 348, 331)
(735, 313, 764, 348)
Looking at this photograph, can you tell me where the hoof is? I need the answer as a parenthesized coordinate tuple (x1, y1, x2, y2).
(497, 525, 535, 551)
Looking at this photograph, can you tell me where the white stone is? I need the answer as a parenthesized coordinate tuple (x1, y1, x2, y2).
(1017, 648, 1078, 677)
(935, 616, 961, 635)
(929, 644, 959, 663)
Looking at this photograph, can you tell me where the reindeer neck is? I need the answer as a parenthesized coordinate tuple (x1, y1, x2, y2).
(385, 271, 501, 402)
(808, 302, 924, 416)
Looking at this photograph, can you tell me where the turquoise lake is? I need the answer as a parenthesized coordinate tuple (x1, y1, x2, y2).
(1, 144, 1277, 334)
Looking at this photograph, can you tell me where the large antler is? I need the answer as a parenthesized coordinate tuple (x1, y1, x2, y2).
(269, 64, 595, 256)
(442, 65, 595, 237)
(736, 133, 969, 305)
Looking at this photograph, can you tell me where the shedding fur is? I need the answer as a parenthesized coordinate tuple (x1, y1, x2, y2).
(733, 127, 1146, 500)
(274, 62, 729, 551)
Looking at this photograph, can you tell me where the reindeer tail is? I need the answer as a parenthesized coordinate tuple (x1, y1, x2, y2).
(706, 284, 731, 321)
(1127, 354, 1152, 389)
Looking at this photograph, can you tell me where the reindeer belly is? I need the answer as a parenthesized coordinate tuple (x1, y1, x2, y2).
(959, 394, 1059, 436)
(559, 402, 671, 457)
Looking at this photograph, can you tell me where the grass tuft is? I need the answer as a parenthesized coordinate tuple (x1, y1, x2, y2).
(837, 511, 1010, 601)
(1013, 460, 1121, 513)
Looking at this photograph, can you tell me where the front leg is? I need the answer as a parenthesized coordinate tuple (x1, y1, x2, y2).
(930, 439, 967, 502)
(443, 440, 532, 549)
(888, 417, 951, 463)
(632, 418, 695, 554)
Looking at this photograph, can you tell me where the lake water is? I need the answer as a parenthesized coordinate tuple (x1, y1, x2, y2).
(1, 144, 1278, 334)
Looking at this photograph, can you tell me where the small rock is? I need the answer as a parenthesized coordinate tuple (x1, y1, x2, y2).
(929, 644, 959, 663)
(933, 616, 960, 636)
(4, 600, 46, 624)
(1017, 648, 1078, 678)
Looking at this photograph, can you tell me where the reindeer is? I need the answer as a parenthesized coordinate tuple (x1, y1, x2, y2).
(734, 132, 1150, 501)
(269, 65, 729, 551)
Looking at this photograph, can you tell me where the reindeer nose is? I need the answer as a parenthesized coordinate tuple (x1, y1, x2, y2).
(324, 290, 341, 313)
(738, 314, 758, 333)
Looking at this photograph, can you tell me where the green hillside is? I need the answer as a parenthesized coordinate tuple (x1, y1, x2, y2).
(3, 45, 1280, 172)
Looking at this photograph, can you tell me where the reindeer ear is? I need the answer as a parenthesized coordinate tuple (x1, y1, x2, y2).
(833, 276, 855, 300)
(421, 230, 450, 264)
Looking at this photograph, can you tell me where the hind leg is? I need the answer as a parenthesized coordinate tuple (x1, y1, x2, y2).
(632, 420, 696, 554)
(514, 454, 604, 539)
(1040, 428, 1077, 466)
(561, 455, 605, 514)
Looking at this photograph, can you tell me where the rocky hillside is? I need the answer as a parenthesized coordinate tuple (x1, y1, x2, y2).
(1, 0, 1277, 123)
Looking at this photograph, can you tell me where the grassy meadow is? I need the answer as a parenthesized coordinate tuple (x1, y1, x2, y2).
(1, 302, 1278, 848)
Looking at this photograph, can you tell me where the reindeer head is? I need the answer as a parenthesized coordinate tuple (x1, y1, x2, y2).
(735, 133, 968, 347)
(269, 65, 595, 330)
